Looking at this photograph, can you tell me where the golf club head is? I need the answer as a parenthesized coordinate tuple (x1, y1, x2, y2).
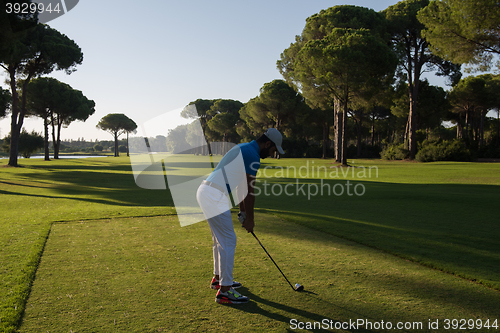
(295, 284, 304, 292)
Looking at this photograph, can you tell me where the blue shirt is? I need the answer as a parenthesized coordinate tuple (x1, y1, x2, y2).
(206, 140, 260, 193)
(239, 140, 260, 176)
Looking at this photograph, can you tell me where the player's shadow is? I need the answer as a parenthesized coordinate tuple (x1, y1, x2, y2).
(228, 288, 376, 333)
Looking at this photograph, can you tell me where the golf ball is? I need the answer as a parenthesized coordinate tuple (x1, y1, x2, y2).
(295, 283, 301, 288)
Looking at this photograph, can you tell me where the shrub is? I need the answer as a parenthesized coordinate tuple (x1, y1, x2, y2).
(93, 144, 103, 152)
(415, 139, 472, 162)
(2, 130, 44, 158)
(381, 143, 409, 160)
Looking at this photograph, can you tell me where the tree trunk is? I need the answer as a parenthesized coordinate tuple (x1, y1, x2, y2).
(8, 67, 21, 166)
(334, 100, 343, 163)
(408, 84, 419, 159)
(44, 116, 50, 161)
(341, 94, 348, 166)
(201, 124, 213, 158)
(55, 119, 62, 159)
(465, 110, 470, 142)
(457, 113, 463, 139)
(406, 39, 425, 160)
(114, 131, 119, 157)
(126, 132, 130, 157)
(51, 115, 59, 159)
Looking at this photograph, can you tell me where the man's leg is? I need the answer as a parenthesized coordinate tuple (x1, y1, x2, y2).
(207, 209, 236, 292)
(197, 184, 248, 303)
(210, 228, 221, 283)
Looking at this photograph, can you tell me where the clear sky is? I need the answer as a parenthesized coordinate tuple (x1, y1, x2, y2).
(1, 0, 443, 141)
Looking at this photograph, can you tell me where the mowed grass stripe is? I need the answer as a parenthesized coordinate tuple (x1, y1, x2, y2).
(2, 157, 500, 332)
(249, 159, 500, 290)
(20, 214, 500, 333)
(0, 157, 174, 333)
(258, 179, 500, 290)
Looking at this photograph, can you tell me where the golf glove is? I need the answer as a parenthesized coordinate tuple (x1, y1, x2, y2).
(237, 211, 246, 224)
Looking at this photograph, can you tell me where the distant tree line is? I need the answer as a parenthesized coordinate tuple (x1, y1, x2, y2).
(160, 0, 500, 162)
(2, 0, 500, 164)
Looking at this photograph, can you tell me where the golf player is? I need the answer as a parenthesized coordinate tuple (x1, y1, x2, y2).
(196, 128, 284, 304)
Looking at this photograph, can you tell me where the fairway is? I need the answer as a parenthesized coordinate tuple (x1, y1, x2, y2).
(1, 157, 500, 332)
(18, 215, 500, 332)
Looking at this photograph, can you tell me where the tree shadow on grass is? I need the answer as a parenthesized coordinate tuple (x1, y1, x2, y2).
(263, 206, 500, 292)
(2, 157, 214, 207)
(0, 168, 175, 207)
(244, 209, 500, 322)
(251, 178, 500, 291)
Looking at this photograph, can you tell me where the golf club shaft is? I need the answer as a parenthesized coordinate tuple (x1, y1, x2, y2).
(251, 231, 296, 291)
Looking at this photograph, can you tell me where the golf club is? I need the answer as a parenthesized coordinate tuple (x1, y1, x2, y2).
(251, 231, 304, 292)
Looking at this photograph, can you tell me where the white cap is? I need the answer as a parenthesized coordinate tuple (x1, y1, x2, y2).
(264, 128, 284, 154)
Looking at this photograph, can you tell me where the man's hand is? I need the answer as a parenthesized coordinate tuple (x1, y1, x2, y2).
(242, 217, 254, 233)
(237, 211, 246, 224)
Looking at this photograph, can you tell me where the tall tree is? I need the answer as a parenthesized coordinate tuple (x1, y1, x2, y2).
(96, 114, 137, 157)
(26, 77, 60, 160)
(255, 80, 308, 133)
(51, 87, 95, 158)
(418, 0, 500, 72)
(448, 74, 495, 147)
(279, 5, 396, 161)
(383, 0, 461, 159)
(26, 77, 95, 159)
(286, 28, 397, 164)
(182, 99, 218, 156)
(0, 11, 83, 166)
(206, 99, 243, 142)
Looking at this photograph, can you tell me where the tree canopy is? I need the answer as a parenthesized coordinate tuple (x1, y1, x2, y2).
(418, 0, 500, 72)
(96, 113, 137, 157)
(26, 77, 95, 159)
(239, 80, 308, 136)
(0, 13, 83, 166)
(279, 5, 397, 162)
(448, 74, 498, 146)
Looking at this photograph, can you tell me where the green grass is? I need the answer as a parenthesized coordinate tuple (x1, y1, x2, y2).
(0, 157, 174, 333)
(18, 215, 500, 332)
(254, 159, 500, 290)
(1, 156, 500, 332)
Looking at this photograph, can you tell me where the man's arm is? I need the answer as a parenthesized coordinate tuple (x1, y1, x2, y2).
(240, 173, 256, 233)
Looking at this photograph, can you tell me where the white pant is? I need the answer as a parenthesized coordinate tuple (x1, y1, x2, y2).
(196, 184, 235, 287)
